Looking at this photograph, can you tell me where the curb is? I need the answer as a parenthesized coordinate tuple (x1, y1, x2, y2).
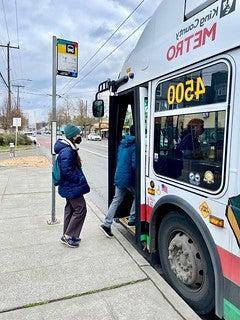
(87, 199, 201, 320)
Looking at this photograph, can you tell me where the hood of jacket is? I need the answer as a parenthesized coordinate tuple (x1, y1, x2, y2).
(120, 135, 135, 148)
(54, 138, 78, 154)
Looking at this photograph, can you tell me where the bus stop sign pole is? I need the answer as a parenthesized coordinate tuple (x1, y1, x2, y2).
(48, 35, 59, 225)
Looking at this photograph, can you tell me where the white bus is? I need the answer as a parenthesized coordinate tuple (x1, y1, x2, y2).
(93, 1, 240, 319)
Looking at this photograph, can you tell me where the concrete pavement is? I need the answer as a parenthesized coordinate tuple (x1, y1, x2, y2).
(0, 151, 201, 320)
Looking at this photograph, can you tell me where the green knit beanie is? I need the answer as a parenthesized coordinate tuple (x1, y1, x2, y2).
(64, 124, 80, 139)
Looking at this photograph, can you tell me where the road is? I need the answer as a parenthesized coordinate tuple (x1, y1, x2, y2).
(38, 135, 108, 214)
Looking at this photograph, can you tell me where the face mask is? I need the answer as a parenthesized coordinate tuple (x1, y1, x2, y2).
(74, 136, 82, 144)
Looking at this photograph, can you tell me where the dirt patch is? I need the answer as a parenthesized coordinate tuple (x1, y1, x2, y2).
(0, 156, 51, 168)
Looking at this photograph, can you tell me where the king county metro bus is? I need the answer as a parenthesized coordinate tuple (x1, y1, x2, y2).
(93, 1, 240, 319)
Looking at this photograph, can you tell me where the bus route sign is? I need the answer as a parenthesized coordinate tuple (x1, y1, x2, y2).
(57, 38, 78, 78)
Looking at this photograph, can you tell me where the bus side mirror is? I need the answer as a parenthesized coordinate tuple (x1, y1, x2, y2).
(92, 99, 104, 118)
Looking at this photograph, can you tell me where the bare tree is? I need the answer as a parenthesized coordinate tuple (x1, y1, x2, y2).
(73, 99, 96, 137)
(0, 98, 28, 131)
(48, 100, 73, 131)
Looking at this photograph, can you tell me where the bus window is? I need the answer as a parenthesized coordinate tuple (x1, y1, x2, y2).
(153, 111, 226, 191)
(155, 62, 229, 112)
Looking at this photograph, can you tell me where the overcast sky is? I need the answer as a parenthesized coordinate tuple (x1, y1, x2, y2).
(0, 0, 161, 124)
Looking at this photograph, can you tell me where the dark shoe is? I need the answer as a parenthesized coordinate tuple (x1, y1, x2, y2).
(60, 236, 79, 248)
(128, 220, 135, 226)
(100, 225, 113, 238)
(72, 236, 81, 244)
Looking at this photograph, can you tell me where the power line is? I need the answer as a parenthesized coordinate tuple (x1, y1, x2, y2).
(1, 0, 21, 82)
(80, 0, 145, 73)
(14, 0, 19, 45)
(1, 0, 10, 41)
(61, 17, 150, 96)
(0, 42, 19, 116)
(0, 0, 8, 69)
(22, 91, 61, 98)
(58, 0, 145, 95)
(0, 70, 8, 89)
(10, 51, 19, 81)
(14, 0, 23, 79)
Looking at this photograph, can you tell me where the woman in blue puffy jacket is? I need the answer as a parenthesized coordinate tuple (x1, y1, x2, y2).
(54, 124, 90, 248)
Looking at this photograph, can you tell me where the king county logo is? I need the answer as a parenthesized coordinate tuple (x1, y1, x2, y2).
(220, 0, 236, 18)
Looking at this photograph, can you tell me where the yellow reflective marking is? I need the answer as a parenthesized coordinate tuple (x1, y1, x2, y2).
(199, 201, 212, 218)
(227, 207, 240, 241)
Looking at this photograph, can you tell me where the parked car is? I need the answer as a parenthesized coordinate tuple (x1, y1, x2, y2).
(87, 133, 102, 141)
(24, 132, 37, 144)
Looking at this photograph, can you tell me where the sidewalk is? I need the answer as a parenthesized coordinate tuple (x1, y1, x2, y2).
(0, 153, 201, 320)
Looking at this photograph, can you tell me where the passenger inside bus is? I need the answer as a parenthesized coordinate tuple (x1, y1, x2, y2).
(155, 118, 204, 179)
(177, 118, 204, 160)
(154, 111, 225, 190)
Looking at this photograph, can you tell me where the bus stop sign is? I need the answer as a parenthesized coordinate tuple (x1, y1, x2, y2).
(57, 38, 78, 78)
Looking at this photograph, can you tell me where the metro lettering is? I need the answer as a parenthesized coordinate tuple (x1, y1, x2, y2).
(193, 31, 202, 49)
(175, 40, 184, 58)
(202, 22, 217, 46)
(167, 23, 217, 61)
(167, 46, 176, 61)
(184, 34, 194, 53)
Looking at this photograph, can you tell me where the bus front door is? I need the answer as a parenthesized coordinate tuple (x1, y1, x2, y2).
(108, 92, 136, 234)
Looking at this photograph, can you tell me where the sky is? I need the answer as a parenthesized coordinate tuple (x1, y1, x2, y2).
(0, 0, 161, 125)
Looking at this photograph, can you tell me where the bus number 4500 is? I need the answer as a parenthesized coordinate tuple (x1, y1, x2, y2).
(167, 77, 206, 105)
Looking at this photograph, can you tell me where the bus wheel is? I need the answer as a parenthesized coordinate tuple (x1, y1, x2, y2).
(158, 211, 215, 315)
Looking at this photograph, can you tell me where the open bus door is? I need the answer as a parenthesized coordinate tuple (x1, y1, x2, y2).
(108, 92, 136, 235)
(92, 79, 149, 242)
(108, 86, 149, 241)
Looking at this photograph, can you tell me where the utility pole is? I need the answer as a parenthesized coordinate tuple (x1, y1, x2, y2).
(0, 42, 19, 128)
(12, 84, 24, 110)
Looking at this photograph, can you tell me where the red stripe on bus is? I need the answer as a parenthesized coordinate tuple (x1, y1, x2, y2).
(146, 205, 152, 223)
(217, 246, 240, 286)
(140, 204, 146, 221)
(140, 204, 152, 223)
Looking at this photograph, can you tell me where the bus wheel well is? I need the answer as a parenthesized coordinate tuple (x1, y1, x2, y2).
(156, 210, 215, 315)
(149, 197, 224, 317)
(150, 203, 185, 255)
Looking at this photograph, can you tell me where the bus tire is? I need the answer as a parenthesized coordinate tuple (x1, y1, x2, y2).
(158, 211, 215, 315)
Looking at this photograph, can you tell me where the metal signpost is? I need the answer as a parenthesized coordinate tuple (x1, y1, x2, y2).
(13, 117, 21, 147)
(49, 36, 78, 225)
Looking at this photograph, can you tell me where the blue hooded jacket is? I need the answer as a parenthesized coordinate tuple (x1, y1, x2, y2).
(114, 135, 136, 188)
(54, 139, 90, 199)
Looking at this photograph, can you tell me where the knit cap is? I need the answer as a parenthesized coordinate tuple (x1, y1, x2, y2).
(64, 124, 80, 139)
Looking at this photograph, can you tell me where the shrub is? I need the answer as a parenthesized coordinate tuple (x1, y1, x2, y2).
(3, 133, 15, 145)
(18, 134, 32, 145)
(0, 133, 32, 146)
(0, 134, 4, 146)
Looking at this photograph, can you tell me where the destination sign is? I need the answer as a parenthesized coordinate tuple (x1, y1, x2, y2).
(167, 77, 206, 105)
(155, 62, 229, 112)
